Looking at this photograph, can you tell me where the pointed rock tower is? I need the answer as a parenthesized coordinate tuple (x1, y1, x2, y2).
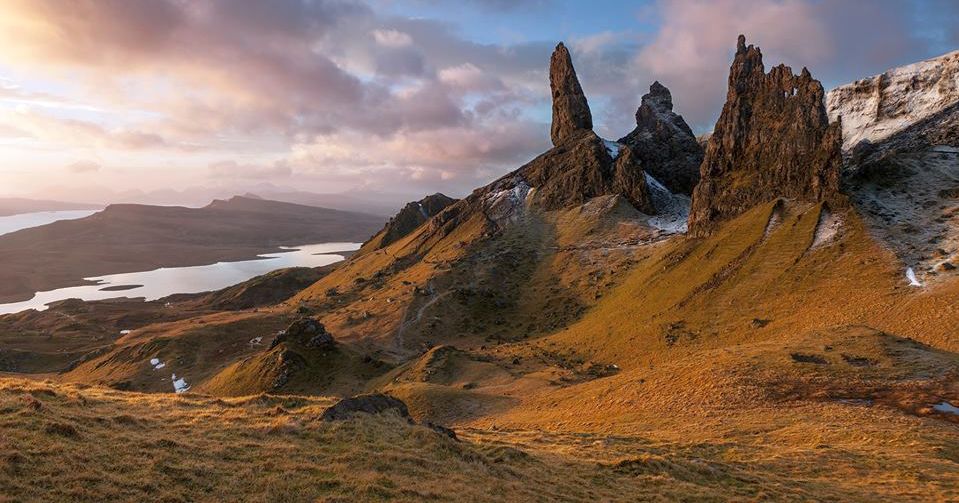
(687, 35, 842, 236)
(550, 42, 593, 146)
(619, 81, 704, 195)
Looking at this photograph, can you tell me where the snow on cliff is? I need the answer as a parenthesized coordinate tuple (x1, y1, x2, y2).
(827, 51, 959, 151)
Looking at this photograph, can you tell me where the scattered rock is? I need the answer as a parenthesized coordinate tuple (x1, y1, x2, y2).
(424, 421, 458, 441)
(790, 353, 828, 364)
(45, 422, 79, 438)
(841, 354, 878, 367)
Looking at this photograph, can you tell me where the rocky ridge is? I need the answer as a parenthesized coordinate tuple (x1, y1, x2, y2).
(688, 35, 842, 236)
(365, 193, 457, 252)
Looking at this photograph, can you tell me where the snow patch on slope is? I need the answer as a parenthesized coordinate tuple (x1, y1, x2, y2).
(906, 267, 922, 287)
(644, 173, 689, 234)
(811, 208, 843, 249)
(484, 180, 533, 224)
(172, 374, 190, 393)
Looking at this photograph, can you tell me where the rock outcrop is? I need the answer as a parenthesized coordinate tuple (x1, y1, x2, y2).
(550, 42, 593, 146)
(688, 35, 842, 236)
(270, 317, 334, 349)
(320, 394, 413, 422)
(504, 130, 655, 215)
(827, 50, 959, 153)
(371, 193, 457, 250)
(619, 81, 704, 195)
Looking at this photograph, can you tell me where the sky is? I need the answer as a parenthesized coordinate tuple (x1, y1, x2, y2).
(0, 0, 956, 206)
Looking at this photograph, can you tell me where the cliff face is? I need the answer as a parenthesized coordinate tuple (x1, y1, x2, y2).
(619, 82, 703, 195)
(827, 50, 959, 152)
(687, 35, 842, 236)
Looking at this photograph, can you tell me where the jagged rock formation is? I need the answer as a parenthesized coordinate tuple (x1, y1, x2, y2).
(827, 50, 959, 153)
(619, 82, 703, 195)
(550, 42, 593, 146)
(395, 41, 654, 232)
(364, 193, 457, 252)
(480, 42, 653, 217)
(688, 35, 842, 236)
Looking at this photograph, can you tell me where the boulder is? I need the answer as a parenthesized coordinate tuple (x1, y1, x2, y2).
(320, 394, 413, 422)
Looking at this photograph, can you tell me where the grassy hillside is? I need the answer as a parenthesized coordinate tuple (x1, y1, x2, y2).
(3, 377, 956, 502)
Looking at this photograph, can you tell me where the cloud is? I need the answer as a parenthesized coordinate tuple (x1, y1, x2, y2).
(373, 29, 414, 48)
(0, 0, 953, 201)
(1, 108, 175, 150)
(66, 160, 101, 173)
(208, 160, 293, 179)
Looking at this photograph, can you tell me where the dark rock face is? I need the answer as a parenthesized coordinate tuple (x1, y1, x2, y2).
(320, 394, 413, 422)
(271, 317, 334, 349)
(688, 35, 842, 236)
(377, 193, 457, 249)
(511, 131, 655, 214)
(550, 42, 593, 146)
(619, 81, 704, 195)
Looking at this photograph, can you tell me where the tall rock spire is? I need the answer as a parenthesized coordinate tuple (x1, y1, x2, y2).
(687, 35, 842, 236)
(549, 42, 593, 146)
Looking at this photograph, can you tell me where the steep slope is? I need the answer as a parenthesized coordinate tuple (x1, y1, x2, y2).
(828, 52, 959, 280)
(359, 193, 457, 254)
(827, 50, 959, 153)
(688, 35, 842, 236)
(619, 81, 703, 195)
(0, 196, 383, 303)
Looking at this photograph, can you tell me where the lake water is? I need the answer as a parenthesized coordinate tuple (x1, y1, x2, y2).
(0, 210, 101, 236)
(0, 242, 360, 315)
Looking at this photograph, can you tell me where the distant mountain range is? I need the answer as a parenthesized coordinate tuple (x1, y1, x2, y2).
(0, 196, 384, 303)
